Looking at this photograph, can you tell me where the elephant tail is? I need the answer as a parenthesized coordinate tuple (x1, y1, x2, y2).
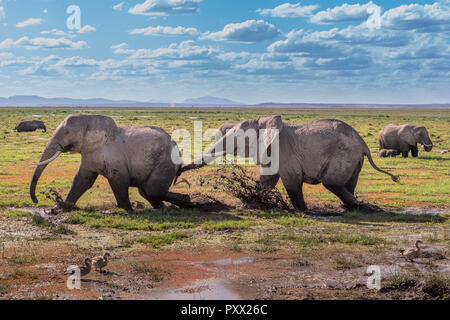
(363, 145, 400, 183)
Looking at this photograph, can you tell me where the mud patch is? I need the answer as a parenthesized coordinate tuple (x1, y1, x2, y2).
(145, 279, 255, 300)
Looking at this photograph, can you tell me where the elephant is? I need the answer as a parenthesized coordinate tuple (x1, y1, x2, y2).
(30, 114, 189, 212)
(15, 120, 47, 133)
(378, 123, 433, 158)
(378, 149, 401, 158)
(180, 116, 399, 212)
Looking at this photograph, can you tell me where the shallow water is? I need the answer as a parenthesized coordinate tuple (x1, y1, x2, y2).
(145, 279, 252, 300)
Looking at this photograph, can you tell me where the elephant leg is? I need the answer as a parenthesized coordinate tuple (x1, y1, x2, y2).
(108, 176, 132, 211)
(281, 176, 307, 211)
(258, 170, 280, 190)
(323, 183, 359, 210)
(138, 188, 163, 209)
(402, 150, 409, 158)
(164, 192, 191, 208)
(65, 167, 99, 207)
(345, 162, 362, 196)
(411, 146, 418, 158)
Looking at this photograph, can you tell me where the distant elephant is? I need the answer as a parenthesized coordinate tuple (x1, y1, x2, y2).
(15, 120, 47, 133)
(378, 123, 433, 158)
(30, 114, 189, 211)
(180, 116, 399, 212)
(378, 149, 401, 158)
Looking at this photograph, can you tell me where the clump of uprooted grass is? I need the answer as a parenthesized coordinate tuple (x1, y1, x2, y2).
(208, 165, 289, 210)
(382, 272, 449, 299)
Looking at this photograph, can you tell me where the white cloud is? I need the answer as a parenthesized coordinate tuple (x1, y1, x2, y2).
(311, 2, 377, 24)
(129, 0, 202, 16)
(0, 6, 5, 20)
(129, 25, 198, 36)
(381, 2, 450, 32)
(113, 2, 125, 11)
(77, 25, 96, 34)
(41, 29, 67, 36)
(0, 37, 87, 50)
(257, 2, 318, 18)
(16, 18, 44, 28)
(202, 20, 281, 43)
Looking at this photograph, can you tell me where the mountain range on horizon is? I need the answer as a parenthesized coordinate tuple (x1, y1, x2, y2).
(0, 95, 243, 107)
(0, 95, 448, 108)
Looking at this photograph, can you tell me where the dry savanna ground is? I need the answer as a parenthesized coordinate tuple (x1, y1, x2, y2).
(0, 107, 449, 300)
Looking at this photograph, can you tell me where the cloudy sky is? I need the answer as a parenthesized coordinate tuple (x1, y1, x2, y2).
(0, 0, 449, 104)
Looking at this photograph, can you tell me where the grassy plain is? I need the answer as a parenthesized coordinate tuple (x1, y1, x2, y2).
(0, 107, 448, 300)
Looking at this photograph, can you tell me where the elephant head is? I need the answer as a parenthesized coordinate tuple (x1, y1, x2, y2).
(199, 115, 283, 169)
(399, 125, 433, 152)
(30, 114, 118, 203)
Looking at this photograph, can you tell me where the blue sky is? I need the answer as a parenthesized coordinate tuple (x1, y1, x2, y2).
(0, 0, 449, 104)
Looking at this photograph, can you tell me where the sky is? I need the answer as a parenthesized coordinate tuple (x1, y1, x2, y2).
(0, 0, 449, 104)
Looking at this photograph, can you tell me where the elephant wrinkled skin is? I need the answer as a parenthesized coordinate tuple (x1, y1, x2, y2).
(378, 123, 433, 158)
(30, 114, 189, 212)
(181, 116, 399, 212)
(15, 120, 47, 133)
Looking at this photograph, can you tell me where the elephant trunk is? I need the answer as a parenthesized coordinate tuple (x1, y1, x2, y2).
(178, 129, 235, 175)
(422, 138, 433, 152)
(30, 141, 62, 204)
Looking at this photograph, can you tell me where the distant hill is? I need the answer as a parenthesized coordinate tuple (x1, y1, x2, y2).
(0, 95, 448, 108)
(183, 96, 241, 106)
(0, 95, 170, 107)
(254, 102, 450, 109)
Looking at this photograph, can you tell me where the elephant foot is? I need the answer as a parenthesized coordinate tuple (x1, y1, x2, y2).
(164, 192, 192, 208)
(347, 202, 383, 213)
(49, 201, 76, 215)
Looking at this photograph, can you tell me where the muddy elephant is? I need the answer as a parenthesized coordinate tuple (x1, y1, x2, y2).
(180, 116, 399, 212)
(15, 120, 47, 133)
(378, 123, 433, 158)
(378, 149, 400, 158)
(30, 114, 189, 211)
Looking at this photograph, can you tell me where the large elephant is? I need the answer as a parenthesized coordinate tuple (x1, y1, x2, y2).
(378, 123, 433, 158)
(181, 116, 399, 211)
(15, 120, 47, 133)
(30, 114, 189, 211)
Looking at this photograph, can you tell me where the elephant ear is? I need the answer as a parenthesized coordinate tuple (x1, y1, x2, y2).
(398, 125, 416, 146)
(261, 115, 283, 149)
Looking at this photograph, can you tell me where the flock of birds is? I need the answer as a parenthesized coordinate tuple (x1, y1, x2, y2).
(62, 241, 425, 280)
(64, 253, 111, 278)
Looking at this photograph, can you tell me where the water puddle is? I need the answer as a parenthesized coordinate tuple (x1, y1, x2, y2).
(145, 279, 253, 300)
(204, 257, 255, 267)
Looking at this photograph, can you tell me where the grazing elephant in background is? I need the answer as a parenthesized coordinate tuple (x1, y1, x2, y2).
(30, 114, 189, 212)
(378, 149, 401, 158)
(15, 120, 47, 133)
(180, 116, 399, 212)
(378, 123, 433, 158)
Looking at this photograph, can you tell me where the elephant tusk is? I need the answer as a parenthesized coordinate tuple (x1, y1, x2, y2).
(422, 143, 433, 147)
(33, 151, 62, 166)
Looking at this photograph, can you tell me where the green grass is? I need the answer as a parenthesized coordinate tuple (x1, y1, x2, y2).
(4, 209, 30, 217)
(31, 215, 51, 227)
(280, 231, 386, 247)
(202, 220, 255, 231)
(67, 210, 196, 231)
(273, 216, 317, 227)
(337, 211, 448, 224)
(136, 232, 188, 248)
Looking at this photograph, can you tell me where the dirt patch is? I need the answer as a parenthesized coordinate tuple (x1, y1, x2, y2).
(205, 165, 290, 210)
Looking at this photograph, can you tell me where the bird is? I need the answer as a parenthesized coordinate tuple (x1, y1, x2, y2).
(400, 240, 423, 262)
(64, 258, 92, 277)
(92, 253, 111, 273)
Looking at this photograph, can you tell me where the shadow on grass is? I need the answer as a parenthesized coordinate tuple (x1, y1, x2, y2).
(65, 206, 242, 232)
(335, 211, 448, 224)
